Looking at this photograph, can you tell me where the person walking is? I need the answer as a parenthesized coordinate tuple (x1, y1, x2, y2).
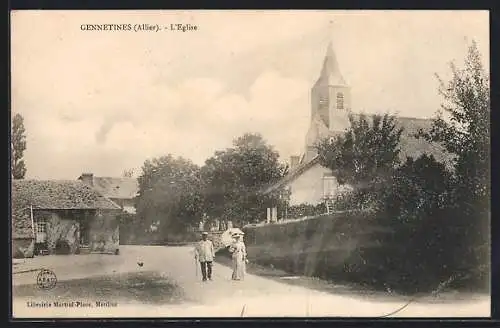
(229, 232, 247, 281)
(194, 232, 215, 282)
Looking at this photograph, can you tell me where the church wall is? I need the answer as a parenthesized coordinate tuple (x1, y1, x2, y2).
(287, 163, 332, 206)
(328, 85, 351, 132)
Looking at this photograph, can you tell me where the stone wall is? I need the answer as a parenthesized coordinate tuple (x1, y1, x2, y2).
(89, 210, 119, 254)
(35, 209, 119, 255)
(12, 238, 35, 258)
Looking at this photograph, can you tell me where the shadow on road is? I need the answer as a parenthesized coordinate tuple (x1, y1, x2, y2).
(12, 271, 189, 305)
(214, 250, 486, 304)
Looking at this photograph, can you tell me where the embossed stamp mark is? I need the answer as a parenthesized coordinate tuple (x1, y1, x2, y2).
(36, 269, 57, 290)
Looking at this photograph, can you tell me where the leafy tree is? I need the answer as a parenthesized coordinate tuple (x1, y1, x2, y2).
(417, 40, 490, 280)
(419, 40, 489, 216)
(135, 155, 204, 238)
(122, 168, 135, 178)
(317, 113, 403, 187)
(316, 113, 403, 210)
(201, 133, 288, 227)
(384, 154, 452, 224)
(11, 113, 27, 179)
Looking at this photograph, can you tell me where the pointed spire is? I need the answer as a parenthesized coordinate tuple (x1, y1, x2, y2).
(317, 21, 347, 86)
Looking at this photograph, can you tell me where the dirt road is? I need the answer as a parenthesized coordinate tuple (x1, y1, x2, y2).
(12, 246, 490, 318)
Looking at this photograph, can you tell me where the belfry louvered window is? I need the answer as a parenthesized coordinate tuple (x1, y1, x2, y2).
(336, 93, 344, 110)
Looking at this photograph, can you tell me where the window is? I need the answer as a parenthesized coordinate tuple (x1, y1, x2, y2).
(35, 217, 47, 233)
(336, 93, 344, 110)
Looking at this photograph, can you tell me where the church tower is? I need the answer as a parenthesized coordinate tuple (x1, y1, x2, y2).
(304, 40, 351, 162)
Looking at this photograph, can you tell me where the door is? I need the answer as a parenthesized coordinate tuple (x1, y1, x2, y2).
(80, 220, 90, 246)
(35, 217, 47, 243)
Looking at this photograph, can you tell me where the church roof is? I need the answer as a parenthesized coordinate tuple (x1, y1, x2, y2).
(315, 42, 347, 87)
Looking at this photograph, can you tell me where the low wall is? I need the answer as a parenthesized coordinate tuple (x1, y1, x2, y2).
(12, 238, 35, 258)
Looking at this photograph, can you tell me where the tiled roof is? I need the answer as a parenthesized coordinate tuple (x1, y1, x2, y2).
(87, 177, 138, 200)
(388, 115, 454, 166)
(11, 180, 121, 238)
(12, 180, 122, 210)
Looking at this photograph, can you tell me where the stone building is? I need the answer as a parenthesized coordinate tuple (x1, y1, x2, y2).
(78, 173, 139, 214)
(12, 179, 122, 258)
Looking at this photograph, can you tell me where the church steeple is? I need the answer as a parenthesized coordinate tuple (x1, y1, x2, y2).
(303, 22, 352, 163)
(317, 41, 347, 87)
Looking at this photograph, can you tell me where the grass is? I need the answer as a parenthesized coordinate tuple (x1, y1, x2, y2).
(12, 271, 188, 305)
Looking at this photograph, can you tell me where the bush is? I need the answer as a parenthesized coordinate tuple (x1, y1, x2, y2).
(286, 203, 325, 218)
(369, 154, 489, 293)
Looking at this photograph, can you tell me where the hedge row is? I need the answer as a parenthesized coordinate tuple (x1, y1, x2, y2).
(241, 211, 488, 294)
(242, 211, 399, 289)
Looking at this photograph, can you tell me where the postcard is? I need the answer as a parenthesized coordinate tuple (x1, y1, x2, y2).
(10, 10, 491, 318)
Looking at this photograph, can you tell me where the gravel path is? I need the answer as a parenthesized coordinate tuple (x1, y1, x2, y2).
(12, 246, 490, 318)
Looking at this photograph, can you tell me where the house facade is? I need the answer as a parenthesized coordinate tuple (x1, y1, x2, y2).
(263, 41, 451, 220)
(78, 173, 139, 214)
(12, 180, 122, 258)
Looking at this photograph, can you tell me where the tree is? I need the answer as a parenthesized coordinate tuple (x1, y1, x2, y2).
(317, 113, 403, 187)
(384, 154, 452, 224)
(201, 133, 288, 227)
(11, 113, 27, 179)
(419, 40, 490, 218)
(122, 168, 135, 178)
(135, 155, 204, 239)
(418, 40, 490, 279)
(371, 154, 461, 292)
(316, 113, 403, 210)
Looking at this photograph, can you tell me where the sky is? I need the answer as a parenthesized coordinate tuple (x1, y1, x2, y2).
(11, 10, 489, 180)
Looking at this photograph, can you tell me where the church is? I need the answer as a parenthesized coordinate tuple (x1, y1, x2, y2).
(262, 41, 450, 221)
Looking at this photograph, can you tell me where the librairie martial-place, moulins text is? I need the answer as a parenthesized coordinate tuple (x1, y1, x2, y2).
(26, 300, 118, 308)
(80, 23, 199, 32)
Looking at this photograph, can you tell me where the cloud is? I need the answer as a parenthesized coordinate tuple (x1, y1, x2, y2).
(11, 10, 489, 179)
(20, 69, 310, 179)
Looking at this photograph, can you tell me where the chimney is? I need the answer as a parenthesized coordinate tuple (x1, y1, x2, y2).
(80, 173, 94, 187)
(290, 156, 300, 170)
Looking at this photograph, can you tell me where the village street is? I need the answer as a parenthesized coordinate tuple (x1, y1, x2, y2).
(12, 246, 490, 318)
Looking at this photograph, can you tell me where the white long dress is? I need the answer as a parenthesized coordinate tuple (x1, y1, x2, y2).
(229, 240, 246, 280)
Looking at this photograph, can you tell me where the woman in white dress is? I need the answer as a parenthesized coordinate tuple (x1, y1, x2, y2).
(229, 232, 247, 280)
